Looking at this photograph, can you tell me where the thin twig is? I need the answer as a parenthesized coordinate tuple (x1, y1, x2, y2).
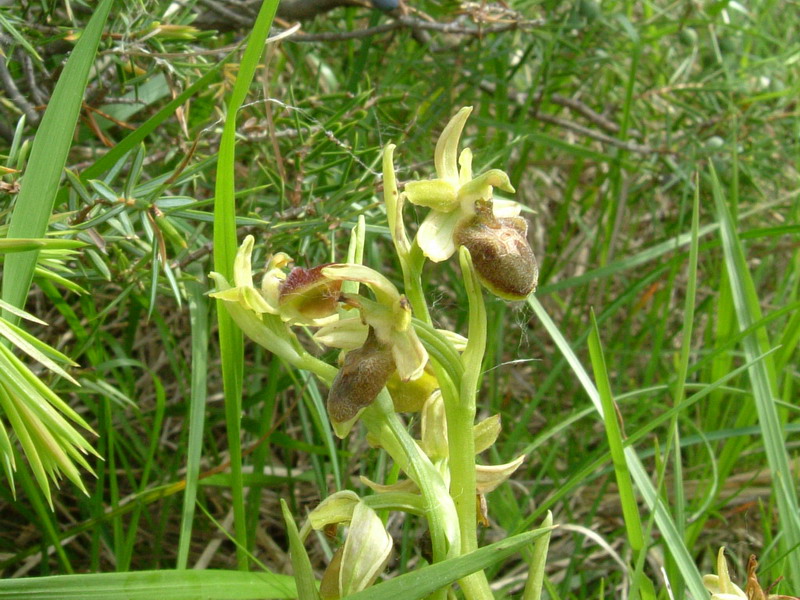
(550, 93, 641, 139)
(20, 51, 48, 107)
(0, 54, 40, 125)
(196, 0, 255, 27)
(480, 81, 659, 155)
(534, 112, 656, 154)
(286, 14, 540, 42)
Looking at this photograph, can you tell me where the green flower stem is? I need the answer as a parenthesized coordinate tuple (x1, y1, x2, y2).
(401, 243, 432, 326)
(443, 248, 492, 599)
(296, 352, 337, 384)
(361, 391, 460, 564)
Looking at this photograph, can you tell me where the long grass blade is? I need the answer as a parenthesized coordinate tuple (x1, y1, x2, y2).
(0, 569, 298, 599)
(587, 309, 644, 555)
(213, 0, 281, 569)
(177, 275, 210, 569)
(527, 296, 707, 599)
(711, 164, 800, 587)
(1, 0, 113, 319)
(347, 528, 552, 600)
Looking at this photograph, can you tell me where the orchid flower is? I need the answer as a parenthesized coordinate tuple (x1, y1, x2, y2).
(403, 106, 520, 263)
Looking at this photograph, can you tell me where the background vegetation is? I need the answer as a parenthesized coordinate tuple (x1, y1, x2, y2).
(0, 0, 798, 598)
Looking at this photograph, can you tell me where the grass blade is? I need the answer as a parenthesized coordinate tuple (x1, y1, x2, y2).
(711, 164, 800, 587)
(213, 0, 281, 569)
(0, 569, 298, 599)
(280, 500, 321, 600)
(527, 296, 707, 599)
(587, 309, 644, 555)
(1, 0, 113, 319)
(347, 528, 552, 600)
(176, 275, 210, 569)
(522, 511, 553, 600)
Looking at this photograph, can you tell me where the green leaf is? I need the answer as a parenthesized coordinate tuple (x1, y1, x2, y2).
(346, 528, 552, 600)
(527, 296, 708, 599)
(588, 309, 645, 554)
(0, 238, 86, 253)
(281, 499, 321, 600)
(711, 163, 800, 588)
(1, 0, 113, 320)
(0, 569, 298, 599)
(522, 512, 553, 600)
(212, 0, 282, 570)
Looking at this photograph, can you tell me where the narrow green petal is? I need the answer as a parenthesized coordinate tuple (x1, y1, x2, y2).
(321, 264, 400, 307)
(457, 169, 515, 205)
(404, 179, 458, 211)
(434, 106, 472, 183)
(459, 148, 473, 185)
(383, 144, 411, 256)
(233, 235, 257, 289)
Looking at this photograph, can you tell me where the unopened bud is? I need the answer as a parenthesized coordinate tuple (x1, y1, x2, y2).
(386, 364, 438, 413)
(454, 199, 538, 300)
(327, 327, 396, 424)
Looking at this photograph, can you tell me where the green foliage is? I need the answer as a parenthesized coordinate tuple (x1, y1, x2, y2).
(0, 0, 798, 598)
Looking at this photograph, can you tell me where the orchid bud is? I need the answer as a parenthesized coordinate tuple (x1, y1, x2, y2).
(703, 547, 747, 599)
(319, 502, 393, 599)
(327, 327, 396, 426)
(454, 199, 538, 300)
(386, 363, 438, 413)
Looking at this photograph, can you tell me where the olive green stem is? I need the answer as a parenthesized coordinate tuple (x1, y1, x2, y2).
(382, 145, 491, 598)
(361, 392, 458, 600)
(443, 248, 492, 599)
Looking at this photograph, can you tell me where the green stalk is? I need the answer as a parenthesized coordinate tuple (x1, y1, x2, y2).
(442, 248, 491, 599)
(212, 0, 281, 569)
(360, 392, 459, 563)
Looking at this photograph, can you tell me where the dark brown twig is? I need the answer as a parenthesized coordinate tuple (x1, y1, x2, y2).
(550, 93, 641, 138)
(20, 51, 48, 107)
(196, 0, 254, 28)
(285, 14, 539, 42)
(0, 54, 40, 126)
(533, 112, 655, 154)
(479, 81, 658, 155)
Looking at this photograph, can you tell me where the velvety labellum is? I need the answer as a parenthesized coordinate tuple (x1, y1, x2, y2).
(327, 327, 397, 423)
(454, 200, 538, 300)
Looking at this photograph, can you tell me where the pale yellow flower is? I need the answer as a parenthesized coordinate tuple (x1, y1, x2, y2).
(403, 106, 521, 263)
